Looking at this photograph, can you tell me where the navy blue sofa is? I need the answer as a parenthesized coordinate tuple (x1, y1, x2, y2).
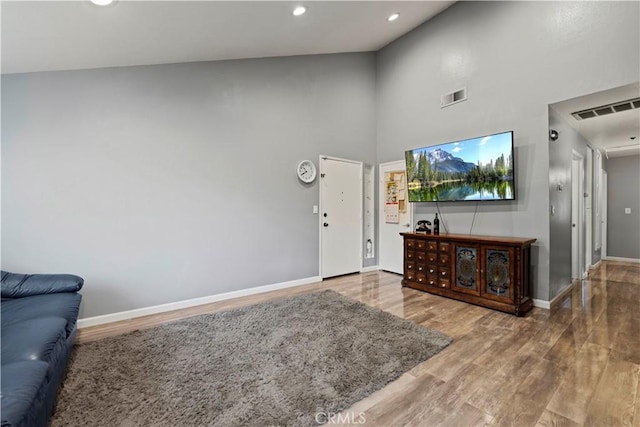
(1, 271, 83, 427)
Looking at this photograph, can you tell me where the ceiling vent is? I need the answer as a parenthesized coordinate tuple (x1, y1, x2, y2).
(441, 87, 467, 108)
(571, 97, 640, 120)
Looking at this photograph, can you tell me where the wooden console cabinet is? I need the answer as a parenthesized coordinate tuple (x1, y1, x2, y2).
(401, 232, 536, 316)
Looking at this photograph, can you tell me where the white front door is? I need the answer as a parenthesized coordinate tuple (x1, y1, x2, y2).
(379, 160, 413, 274)
(320, 156, 362, 278)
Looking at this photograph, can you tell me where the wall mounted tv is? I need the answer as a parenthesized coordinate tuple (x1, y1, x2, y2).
(405, 130, 515, 202)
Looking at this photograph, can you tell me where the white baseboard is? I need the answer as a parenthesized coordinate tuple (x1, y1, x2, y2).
(532, 299, 550, 310)
(533, 281, 575, 311)
(77, 275, 322, 329)
(604, 256, 640, 263)
(589, 260, 602, 270)
(551, 282, 574, 307)
(360, 265, 381, 273)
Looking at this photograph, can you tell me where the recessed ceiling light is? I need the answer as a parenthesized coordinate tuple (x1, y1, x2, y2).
(90, 0, 114, 5)
(388, 13, 400, 22)
(293, 6, 306, 16)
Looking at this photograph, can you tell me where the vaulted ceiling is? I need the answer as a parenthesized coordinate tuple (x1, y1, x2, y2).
(1, 0, 455, 74)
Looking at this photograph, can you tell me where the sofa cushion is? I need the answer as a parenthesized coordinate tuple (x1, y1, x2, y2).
(1, 271, 83, 298)
(1, 293, 82, 338)
(0, 361, 49, 427)
(1, 318, 67, 370)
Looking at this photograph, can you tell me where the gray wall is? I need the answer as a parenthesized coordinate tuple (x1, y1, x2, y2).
(375, 1, 640, 301)
(1, 53, 376, 318)
(607, 155, 640, 259)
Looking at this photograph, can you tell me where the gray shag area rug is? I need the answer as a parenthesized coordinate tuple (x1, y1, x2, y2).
(51, 290, 451, 426)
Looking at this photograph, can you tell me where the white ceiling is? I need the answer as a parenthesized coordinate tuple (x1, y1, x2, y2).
(551, 83, 640, 158)
(1, 0, 455, 75)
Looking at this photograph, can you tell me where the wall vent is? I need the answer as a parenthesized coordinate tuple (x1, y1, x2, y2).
(571, 97, 640, 120)
(441, 87, 467, 108)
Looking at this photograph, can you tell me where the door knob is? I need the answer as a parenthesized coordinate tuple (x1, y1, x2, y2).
(324, 223, 329, 227)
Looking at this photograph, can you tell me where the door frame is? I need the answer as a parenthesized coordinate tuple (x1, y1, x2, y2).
(318, 155, 363, 278)
(378, 160, 413, 274)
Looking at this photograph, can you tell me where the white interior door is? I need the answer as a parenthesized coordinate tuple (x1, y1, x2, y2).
(585, 148, 593, 268)
(602, 170, 608, 258)
(320, 156, 362, 278)
(379, 161, 413, 274)
(571, 151, 585, 280)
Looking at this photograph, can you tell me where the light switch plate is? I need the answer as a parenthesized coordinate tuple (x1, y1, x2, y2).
(625, 208, 631, 214)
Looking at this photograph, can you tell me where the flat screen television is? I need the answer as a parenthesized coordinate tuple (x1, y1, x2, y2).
(405, 130, 515, 202)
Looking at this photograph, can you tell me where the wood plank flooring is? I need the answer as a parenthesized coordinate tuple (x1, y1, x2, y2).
(77, 260, 640, 426)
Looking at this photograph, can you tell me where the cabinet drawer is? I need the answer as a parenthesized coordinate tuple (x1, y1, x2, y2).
(427, 252, 438, 263)
(427, 275, 438, 287)
(406, 239, 417, 249)
(406, 251, 415, 260)
(416, 240, 428, 250)
(439, 268, 450, 280)
(427, 275, 450, 288)
(406, 260, 415, 270)
(439, 254, 451, 266)
(427, 241, 438, 251)
(416, 263, 426, 273)
(415, 273, 427, 285)
(416, 252, 427, 262)
(440, 242, 451, 253)
(426, 265, 437, 275)
(405, 270, 415, 281)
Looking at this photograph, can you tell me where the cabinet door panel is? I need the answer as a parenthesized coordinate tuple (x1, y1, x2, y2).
(452, 244, 481, 295)
(481, 247, 515, 302)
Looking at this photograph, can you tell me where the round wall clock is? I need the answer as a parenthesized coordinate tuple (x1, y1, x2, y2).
(296, 160, 317, 183)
